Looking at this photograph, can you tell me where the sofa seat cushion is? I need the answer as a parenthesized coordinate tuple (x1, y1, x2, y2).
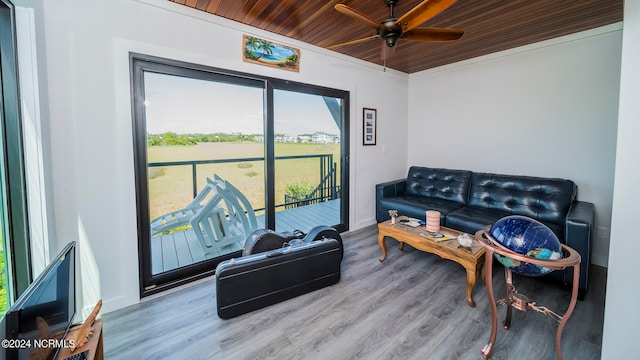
(379, 195, 464, 221)
(446, 206, 564, 240)
(445, 207, 507, 235)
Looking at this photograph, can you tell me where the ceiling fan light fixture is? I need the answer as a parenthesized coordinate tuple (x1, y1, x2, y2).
(384, 34, 398, 47)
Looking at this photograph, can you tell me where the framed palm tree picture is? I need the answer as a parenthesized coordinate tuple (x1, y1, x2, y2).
(242, 35, 300, 72)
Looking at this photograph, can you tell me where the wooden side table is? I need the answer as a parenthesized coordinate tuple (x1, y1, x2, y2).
(475, 228, 581, 360)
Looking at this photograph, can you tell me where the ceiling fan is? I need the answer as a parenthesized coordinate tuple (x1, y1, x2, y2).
(328, 0, 464, 59)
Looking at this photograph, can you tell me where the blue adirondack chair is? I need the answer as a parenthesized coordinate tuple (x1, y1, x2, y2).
(150, 175, 258, 254)
(150, 177, 218, 236)
(189, 175, 258, 251)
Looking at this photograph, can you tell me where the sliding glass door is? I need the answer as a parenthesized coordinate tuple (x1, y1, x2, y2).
(273, 89, 344, 233)
(142, 71, 266, 279)
(131, 54, 349, 296)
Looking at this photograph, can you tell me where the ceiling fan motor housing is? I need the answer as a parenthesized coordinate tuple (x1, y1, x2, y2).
(380, 21, 401, 47)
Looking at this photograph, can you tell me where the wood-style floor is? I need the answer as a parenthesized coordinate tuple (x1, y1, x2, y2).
(103, 225, 606, 359)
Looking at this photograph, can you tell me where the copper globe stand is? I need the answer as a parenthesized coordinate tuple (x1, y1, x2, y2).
(475, 227, 581, 360)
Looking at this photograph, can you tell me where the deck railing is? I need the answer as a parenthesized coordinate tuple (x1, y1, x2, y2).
(148, 154, 340, 212)
(284, 161, 341, 209)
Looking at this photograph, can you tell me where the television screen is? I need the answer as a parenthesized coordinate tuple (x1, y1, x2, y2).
(1, 242, 76, 360)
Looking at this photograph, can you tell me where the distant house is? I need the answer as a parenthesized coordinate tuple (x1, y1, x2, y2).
(311, 132, 339, 144)
(312, 132, 329, 143)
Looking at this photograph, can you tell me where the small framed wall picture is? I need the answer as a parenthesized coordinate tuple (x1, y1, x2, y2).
(363, 108, 377, 146)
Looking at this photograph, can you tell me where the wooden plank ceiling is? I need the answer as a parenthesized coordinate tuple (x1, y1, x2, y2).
(170, 0, 623, 74)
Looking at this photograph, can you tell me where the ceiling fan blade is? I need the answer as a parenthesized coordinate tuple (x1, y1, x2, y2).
(395, 0, 457, 33)
(335, 4, 391, 31)
(402, 27, 464, 41)
(327, 35, 379, 49)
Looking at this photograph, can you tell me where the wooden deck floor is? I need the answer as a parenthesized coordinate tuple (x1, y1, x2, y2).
(264, 199, 340, 233)
(151, 200, 340, 274)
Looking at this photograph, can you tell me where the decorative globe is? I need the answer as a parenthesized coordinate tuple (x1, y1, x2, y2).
(489, 215, 562, 276)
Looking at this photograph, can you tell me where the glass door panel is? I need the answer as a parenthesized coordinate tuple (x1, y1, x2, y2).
(0, 201, 8, 317)
(273, 89, 343, 233)
(143, 72, 265, 277)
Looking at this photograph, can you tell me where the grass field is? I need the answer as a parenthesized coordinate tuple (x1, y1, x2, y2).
(147, 142, 341, 219)
(1, 238, 7, 315)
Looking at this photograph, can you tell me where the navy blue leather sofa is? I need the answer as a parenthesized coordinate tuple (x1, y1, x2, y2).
(376, 166, 595, 299)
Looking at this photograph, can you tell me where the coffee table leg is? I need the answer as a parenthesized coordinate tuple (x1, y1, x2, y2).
(466, 268, 477, 308)
(378, 232, 387, 262)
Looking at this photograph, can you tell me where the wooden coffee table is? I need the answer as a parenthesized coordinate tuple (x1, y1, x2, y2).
(378, 216, 486, 307)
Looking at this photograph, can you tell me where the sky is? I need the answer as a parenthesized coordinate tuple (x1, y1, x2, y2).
(143, 72, 340, 135)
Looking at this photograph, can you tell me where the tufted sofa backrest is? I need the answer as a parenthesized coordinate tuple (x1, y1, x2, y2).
(406, 167, 472, 204)
(468, 173, 577, 226)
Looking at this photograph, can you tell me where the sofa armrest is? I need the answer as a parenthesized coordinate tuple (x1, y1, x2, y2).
(564, 201, 595, 297)
(375, 179, 407, 222)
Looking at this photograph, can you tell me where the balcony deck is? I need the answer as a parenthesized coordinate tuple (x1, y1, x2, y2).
(151, 199, 340, 274)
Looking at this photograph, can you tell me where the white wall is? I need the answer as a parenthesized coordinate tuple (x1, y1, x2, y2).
(407, 25, 622, 267)
(32, 0, 408, 313)
(602, 0, 640, 358)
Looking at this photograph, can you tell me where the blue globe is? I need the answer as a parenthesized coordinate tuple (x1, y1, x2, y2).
(489, 215, 562, 276)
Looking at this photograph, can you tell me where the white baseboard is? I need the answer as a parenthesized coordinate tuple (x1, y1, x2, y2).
(352, 218, 377, 231)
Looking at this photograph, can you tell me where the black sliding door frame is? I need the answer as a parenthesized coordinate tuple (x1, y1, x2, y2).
(130, 53, 349, 297)
(268, 79, 350, 234)
(263, 81, 275, 230)
(1, 0, 32, 302)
